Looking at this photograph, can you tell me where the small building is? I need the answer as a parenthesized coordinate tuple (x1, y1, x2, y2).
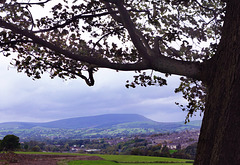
(85, 149, 101, 152)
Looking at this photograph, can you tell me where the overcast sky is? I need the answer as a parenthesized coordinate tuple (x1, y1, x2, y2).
(0, 55, 203, 123)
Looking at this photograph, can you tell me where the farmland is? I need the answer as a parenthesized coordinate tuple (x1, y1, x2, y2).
(91, 154, 193, 165)
(15, 152, 193, 165)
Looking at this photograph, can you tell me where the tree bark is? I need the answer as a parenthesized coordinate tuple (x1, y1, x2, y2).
(195, 1, 240, 164)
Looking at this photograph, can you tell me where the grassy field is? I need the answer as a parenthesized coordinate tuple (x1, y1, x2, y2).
(68, 160, 192, 165)
(68, 154, 193, 165)
(16, 152, 193, 165)
(97, 154, 192, 163)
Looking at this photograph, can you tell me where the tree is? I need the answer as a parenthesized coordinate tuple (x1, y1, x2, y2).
(0, 0, 239, 164)
(185, 142, 197, 158)
(0, 140, 2, 151)
(23, 144, 29, 151)
(160, 145, 170, 157)
(31, 145, 41, 152)
(0, 135, 20, 151)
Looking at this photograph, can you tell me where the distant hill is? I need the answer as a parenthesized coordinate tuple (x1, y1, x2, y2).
(0, 114, 201, 140)
(40, 114, 154, 129)
(0, 114, 154, 129)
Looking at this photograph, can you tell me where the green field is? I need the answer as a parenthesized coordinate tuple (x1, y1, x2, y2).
(68, 160, 192, 165)
(68, 154, 193, 165)
(68, 160, 117, 165)
(16, 152, 193, 165)
(97, 154, 192, 163)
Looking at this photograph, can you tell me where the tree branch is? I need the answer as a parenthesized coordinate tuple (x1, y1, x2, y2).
(103, 2, 122, 23)
(42, 59, 95, 86)
(34, 11, 116, 33)
(16, 0, 52, 6)
(114, 2, 151, 61)
(0, 11, 203, 81)
(34, 5, 149, 33)
(151, 55, 202, 80)
(0, 39, 33, 46)
(153, 36, 162, 56)
(0, 19, 150, 71)
(193, 0, 222, 13)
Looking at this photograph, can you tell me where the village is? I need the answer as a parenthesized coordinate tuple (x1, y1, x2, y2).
(67, 129, 200, 154)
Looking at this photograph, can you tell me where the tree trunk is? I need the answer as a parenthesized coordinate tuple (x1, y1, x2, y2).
(194, 1, 240, 164)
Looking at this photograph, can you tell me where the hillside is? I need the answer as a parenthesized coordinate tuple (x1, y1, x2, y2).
(40, 114, 154, 129)
(0, 114, 201, 140)
(0, 114, 154, 129)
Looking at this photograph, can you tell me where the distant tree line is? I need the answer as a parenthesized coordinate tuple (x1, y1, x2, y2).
(0, 134, 197, 160)
(116, 138, 197, 159)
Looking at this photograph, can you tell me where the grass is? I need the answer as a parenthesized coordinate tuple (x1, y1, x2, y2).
(16, 151, 81, 156)
(67, 160, 192, 165)
(68, 160, 118, 165)
(15, 152, 193, 165)
(96, 154, 191, 163)
(68, 154, 193, 165)
(169, 150, 178, 154)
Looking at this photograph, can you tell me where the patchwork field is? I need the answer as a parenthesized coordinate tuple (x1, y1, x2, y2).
(67, 154, 193, 165)
(13, 152, 193, 165)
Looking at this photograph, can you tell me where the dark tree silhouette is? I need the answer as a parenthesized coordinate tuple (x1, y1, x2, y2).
(0, 135, 20, 151)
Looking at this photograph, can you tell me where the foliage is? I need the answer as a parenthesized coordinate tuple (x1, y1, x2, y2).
(183, 142, 197, 158)
(172, 142, 198, 160)
(0, 135, 20, 151)
(129, 143, 178, 158)
(175, 77, 206, 123)
(0, 0, 226, 120)
(31, 145, 41, 152)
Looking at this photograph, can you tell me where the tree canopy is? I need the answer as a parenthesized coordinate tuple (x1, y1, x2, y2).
(3, 1, 240, 164)
(0, 135, 20, 151)
(0, 0, 225, 121)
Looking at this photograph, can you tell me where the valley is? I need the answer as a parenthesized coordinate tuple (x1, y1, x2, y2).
(0, 114, 201, 140)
